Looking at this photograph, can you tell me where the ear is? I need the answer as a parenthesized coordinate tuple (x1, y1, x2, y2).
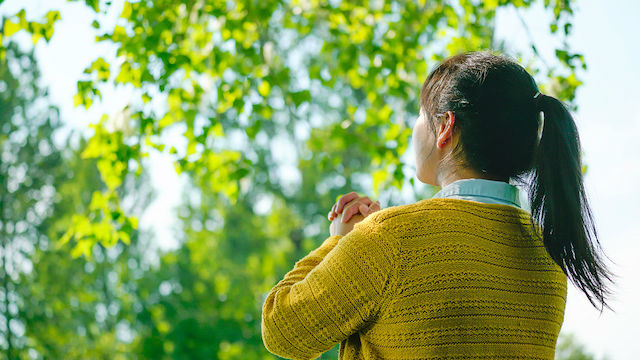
(436, 111, 455, 148)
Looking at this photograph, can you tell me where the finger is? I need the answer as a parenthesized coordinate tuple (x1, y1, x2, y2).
(336, 192, 359, 214)
(343, 197, 374, 223)
(340, 201, 353, 223)
(328, 203, 337, 220)
(336, 192, 358, 215)
(337, 194, 371, 218)
(369, 201, 381, 213)
(358, 203, 370, 216)
(342, 200, 361, 223)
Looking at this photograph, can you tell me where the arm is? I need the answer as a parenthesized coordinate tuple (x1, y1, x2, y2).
(261, 215, 398, 360)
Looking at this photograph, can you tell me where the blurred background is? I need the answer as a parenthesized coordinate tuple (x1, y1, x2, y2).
(0, 0, 638, 359)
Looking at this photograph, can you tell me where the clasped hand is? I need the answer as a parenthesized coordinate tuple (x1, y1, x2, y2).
(328, 192, 382, 236)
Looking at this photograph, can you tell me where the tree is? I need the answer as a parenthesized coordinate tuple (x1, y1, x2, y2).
(1, 0, 587, 253)
(126, 165, 337, 358)
(555, 332, 613, 360)
(0, 41, 64, 359)
(0, 1, 593, 358)
(0, 40, 153, 358)
(15, 134, 155, 359)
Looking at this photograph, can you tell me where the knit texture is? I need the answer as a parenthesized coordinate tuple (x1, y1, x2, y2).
(261, 198, 567, 360)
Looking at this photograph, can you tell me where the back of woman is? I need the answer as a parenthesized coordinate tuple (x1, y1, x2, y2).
(343, 197, 567, 359)
(261, 51, 616, 360)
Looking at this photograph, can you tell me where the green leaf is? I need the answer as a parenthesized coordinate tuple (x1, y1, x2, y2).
(290, 90, 311, 106)
(85, 0, 100, 12)
(121, 1, 132, 18)
(73, 93, 84, 107)
(245, 120, 262, 139)
(258, 81, 270, 97)
(372, 168, 388, 196)
(3, 20, 21, 37)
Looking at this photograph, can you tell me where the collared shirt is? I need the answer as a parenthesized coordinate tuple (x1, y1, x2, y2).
(430, 178, 529, 212)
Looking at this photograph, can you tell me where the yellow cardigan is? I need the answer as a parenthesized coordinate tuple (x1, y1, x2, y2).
(261, 198, 567, 359)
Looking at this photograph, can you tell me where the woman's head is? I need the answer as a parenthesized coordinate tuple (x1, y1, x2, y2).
(414, 50, 617, 313)
(413, 51, 541, 186)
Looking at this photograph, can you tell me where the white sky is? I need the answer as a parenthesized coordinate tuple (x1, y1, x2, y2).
(1, 0, 639, 358)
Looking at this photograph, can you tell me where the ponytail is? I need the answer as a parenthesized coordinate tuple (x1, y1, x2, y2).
(528, 94, 617, 313)
(419, 51, 617, 312)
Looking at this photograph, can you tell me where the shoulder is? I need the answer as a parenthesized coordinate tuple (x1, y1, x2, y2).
(351, 198, 450, 237)
(367, 198, 449, 224)
(371, 197, 528, 223)
(358, 197, 525, 238)
(340, 199, 448, 265)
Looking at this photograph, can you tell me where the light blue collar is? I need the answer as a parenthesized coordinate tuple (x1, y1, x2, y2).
(431, 178, 522, 208)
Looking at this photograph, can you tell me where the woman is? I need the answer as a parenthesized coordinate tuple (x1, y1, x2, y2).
(261, 51, 616, 360)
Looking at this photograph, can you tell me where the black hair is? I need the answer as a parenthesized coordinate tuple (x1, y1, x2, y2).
(420, 50, 617, 313)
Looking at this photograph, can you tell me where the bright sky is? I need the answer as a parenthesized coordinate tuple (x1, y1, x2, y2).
(2, 0, 639, 358)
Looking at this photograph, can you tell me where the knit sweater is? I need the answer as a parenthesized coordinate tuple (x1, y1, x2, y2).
(261, 197, 567, 360)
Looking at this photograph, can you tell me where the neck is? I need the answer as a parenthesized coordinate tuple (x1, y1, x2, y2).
(437, 168, 508, 188)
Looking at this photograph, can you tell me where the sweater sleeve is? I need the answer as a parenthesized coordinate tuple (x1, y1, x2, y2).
(261, 216, 397, 360)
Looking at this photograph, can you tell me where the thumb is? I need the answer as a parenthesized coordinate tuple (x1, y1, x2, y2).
(358, 203, 369, 216)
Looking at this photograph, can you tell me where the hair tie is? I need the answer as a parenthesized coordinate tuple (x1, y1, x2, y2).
(533, 91, 542, 106)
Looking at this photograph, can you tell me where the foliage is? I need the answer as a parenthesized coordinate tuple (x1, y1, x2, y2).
(555, 332, 613, 360)
(0, 0, 597, 358)
(0, 40, 65, 359)
(15, 134, 155, 358)
(0, 8, 60, 49)
(0, 38, 146, 358)
(1, 0, 587, 255)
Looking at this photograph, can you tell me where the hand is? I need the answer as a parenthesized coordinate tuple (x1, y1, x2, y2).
(328, 192, 381, 223)
(329, 203, 364, 236)
(328, 193, 382, 237)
